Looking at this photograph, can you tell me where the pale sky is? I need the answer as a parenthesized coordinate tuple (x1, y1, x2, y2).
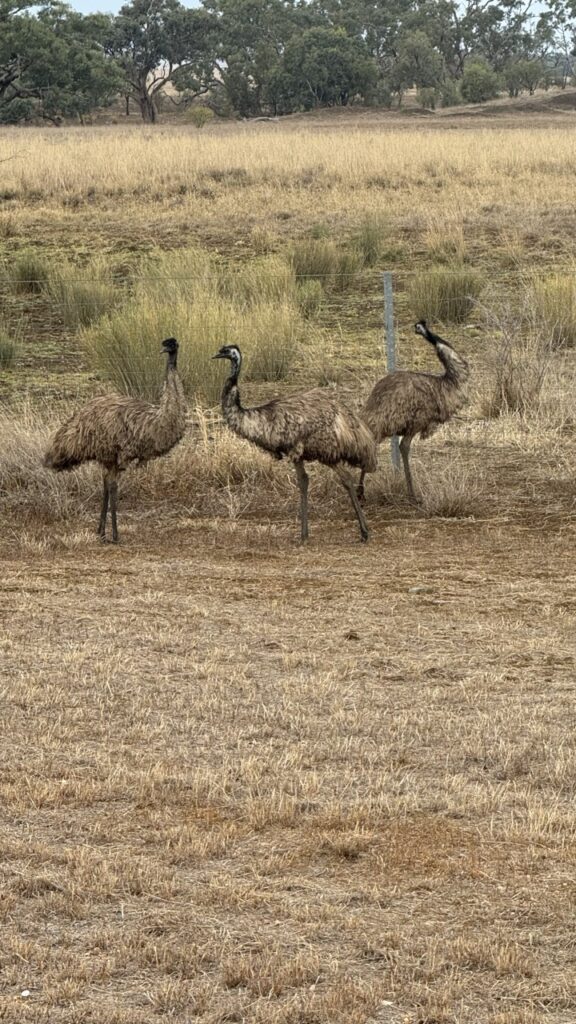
(69, 0, 199, 12)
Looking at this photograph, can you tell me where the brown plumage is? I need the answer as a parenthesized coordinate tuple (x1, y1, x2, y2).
(44, 337, 187, 542)
(359, 320, 469, 502)
(213, 344, 377, 543)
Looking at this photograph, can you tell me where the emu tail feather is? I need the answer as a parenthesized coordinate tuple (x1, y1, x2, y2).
(43, 449, 83, 472)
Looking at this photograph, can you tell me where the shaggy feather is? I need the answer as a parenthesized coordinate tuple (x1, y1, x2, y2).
(360, 322, 469, 501)
(44, 339, 187, 541)
(215, 345, 376, 542)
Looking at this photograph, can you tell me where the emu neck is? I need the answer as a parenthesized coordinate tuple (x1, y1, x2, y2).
(160, 358, 185, 415)
(221, 361, 243, 423)
(433, 340, 469, 388)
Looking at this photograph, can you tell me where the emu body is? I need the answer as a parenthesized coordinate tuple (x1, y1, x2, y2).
(360, 321, 469, 502)
(44, 338, 186, 542)
(213, 345, 377, 543)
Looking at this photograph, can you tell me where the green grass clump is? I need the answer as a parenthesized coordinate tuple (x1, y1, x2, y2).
(0, 321, 19, 368)
(288, 238, 361, 292)
(408, 267, 484, 323)
(47, 258, 122, 328)
(297, 280, 324, 318)
(83, 248, 305, 405)
(7, 250, 49, 294)
(350, 217, 388, 268)
(223, 256, 298, 307)
(531, 274, 576, 348)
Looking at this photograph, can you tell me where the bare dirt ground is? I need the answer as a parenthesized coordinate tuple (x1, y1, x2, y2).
(2, 464, 576, 1023)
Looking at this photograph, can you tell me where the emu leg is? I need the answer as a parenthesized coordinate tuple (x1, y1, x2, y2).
(97, 470, 110, 538)
(400, 435, 417, 504)
(109, 470, 120, 544)
(334, 466, 369, 543)
(294, 461, 309, 542)
(357, 469, 366, 504)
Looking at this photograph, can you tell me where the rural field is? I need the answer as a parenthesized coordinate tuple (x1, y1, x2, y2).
(1, 95, 576, 1024)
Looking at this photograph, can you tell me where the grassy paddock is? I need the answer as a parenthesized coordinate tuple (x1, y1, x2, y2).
(2, 109, 576, 1024)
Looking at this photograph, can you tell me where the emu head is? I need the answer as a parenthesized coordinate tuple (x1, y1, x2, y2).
(414, 320, 432, 342)
(212, 345, 242, 368)
(161, 337, 179, 355)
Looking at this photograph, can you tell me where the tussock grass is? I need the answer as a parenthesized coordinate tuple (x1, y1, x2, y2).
(82, 249, 304, 404)
(47, 257, 122, 327)
(289, 238, 362, 292)
(0, 321, 19, 369)
(408, 266, 484, 323)
(5, 249, 49, 294)
(531, 273, 576, 348)
(351, 216, 388, 267)
(481, 301, 554, 418)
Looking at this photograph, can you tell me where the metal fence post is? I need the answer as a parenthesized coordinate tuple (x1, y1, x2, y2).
(383, 271, 400, 471)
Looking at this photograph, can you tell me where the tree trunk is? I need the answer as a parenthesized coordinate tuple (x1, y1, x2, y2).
(137, 81, 157, 123)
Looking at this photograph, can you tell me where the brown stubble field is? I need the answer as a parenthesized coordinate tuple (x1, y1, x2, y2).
(2, 97, 576, 1023)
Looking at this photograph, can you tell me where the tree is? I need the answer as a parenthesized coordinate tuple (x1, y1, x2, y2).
(460, 60, 500, 101)
(389, 30, 445, 105)
(205, 0, 307, 117)
(0, 2, 122, 123)
(106, 0, 218, 123)
(504, 56, 543, 95)
(278, 26, 377, 109)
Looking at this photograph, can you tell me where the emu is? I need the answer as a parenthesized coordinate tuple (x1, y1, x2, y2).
(44, 337, 186, 543)
(359, 320, 469, 503)
(213, 344, 377, 543)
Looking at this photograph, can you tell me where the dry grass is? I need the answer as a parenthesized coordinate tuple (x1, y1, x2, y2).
(3, 104, 576, 1024)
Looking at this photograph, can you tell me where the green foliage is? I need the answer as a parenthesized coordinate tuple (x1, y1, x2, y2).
(187, 104, 215, 128)
(105, 0, 217, 122)
(438, 79, 461, 108)
(278, 27, 377, 109)
(460, 62, 501, 104)
(504, 59, 543, 97)
(390, 31, 445, 103)
(409, 267, 485, 323)
(0, 7, 122, 123)
(417, 86, 438, 110)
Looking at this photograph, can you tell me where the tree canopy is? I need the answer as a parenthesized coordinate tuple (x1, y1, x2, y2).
(1, 0, 575, 123)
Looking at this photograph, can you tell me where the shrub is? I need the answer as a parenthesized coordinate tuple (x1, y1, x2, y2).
(530, 274, 576, 348)
(417, 87, 438, 110)
(408, 267, 484, 323)
(460, 63, 500, 104)
(439, 80, 461, 107)
(187, 106, 215, 129)
(47, 258, 122, 328)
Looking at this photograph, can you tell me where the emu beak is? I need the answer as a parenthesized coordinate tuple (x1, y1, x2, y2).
(212, 352, 224, 360)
